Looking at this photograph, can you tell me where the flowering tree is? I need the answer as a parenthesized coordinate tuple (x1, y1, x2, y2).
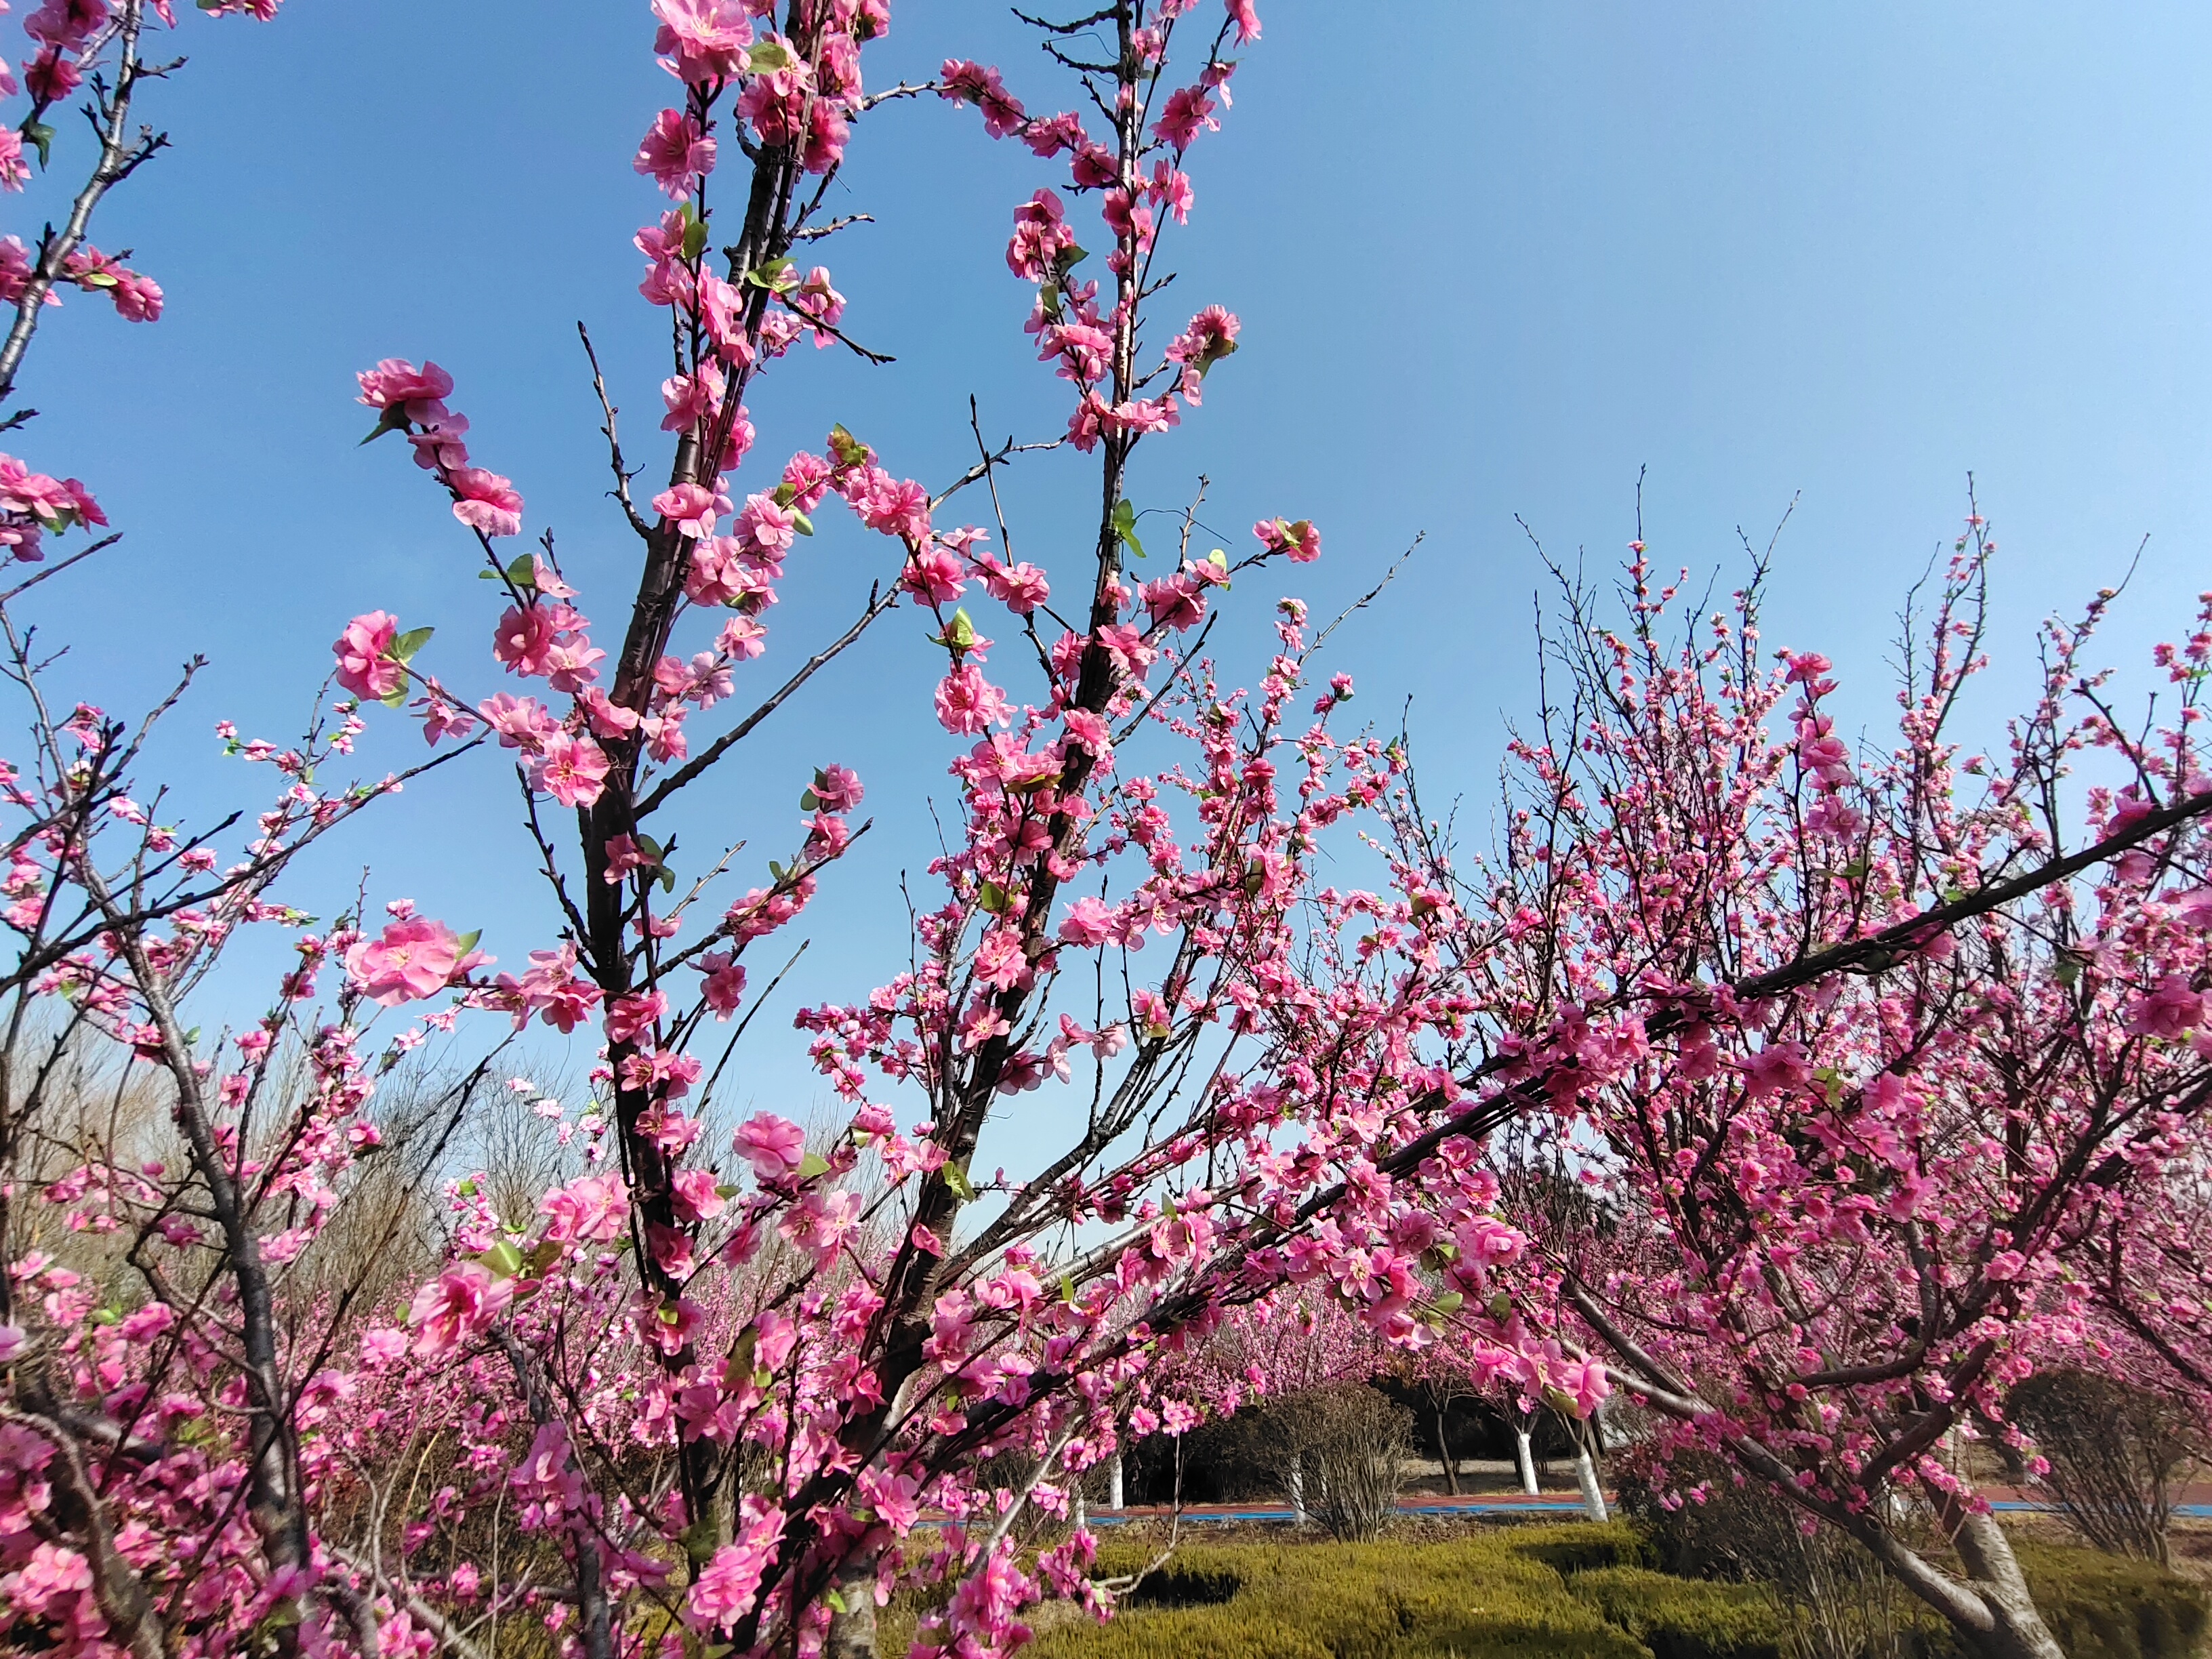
(2, 5, 2209, 1659)
(1389, 538, 2212, 1659)
(3, 1, 1506, 1655)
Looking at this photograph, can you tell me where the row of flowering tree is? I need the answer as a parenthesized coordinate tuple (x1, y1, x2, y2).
(0, 3, 2207, 1659)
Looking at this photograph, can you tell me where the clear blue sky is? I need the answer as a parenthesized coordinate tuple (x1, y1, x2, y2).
(9, 2, 2209, 1130)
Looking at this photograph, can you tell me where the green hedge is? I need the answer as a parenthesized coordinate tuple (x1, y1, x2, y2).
(1018, 1523, 2209, 1659)
(1035, 1527, 1659, 1659)
(1568, 1567, 1787, 1659)
(2015, 1541, 2209, 1659)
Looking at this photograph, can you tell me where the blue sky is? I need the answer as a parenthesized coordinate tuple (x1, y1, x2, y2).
(7, 1, 2209, 1137)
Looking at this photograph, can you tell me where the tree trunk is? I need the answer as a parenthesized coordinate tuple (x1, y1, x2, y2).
(1288, 1450, 1307, 1525)
(1572, 1433, 1608, 1523)
(1108, 1450, 1124, 1511)
(1950, 1511, 2068, 1659)
(823, 1556, 879, 1659)
(1435, 1406, 1459, 1495)
(1515, 1427, 1540, 1495)
(1830, 1496, 2070, 1659)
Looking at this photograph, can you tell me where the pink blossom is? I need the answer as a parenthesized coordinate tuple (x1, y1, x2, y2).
(1226, 0, 1261, 45)
(635, 108, 716, 197)
(528, 732, 611, 807)
(1252, 514, 1321, 562)
(652, 0, 752, 83)
(733, 1111, 807, 1182)
(331, 611, 403, 702)
(941, 58, 1026, 138)
(654, 480, 726, 539)
(407, 1261, 512, 1358)
(671, 1168, 726, 1223)
(811, 763, 864, 812)
(978, 555, 1051, 613)
(540, 1172, 628, 1245)
(605, 987, 669, 1045)
(346, 916, 464, 1006)
(2129, 974, 2205, 1040)
(1005, 188, 1076, 282)
(935, 664, 1010, 734)
(451, 467, 525, 537)
(731, 491, 797, 557)
(687, 1497, 786, 1629)
(356, 357, 454, 419)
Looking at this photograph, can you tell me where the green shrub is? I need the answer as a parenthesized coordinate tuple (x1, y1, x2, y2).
(1570, 1566, 1787, 1659)
(1021, 1525, 2210, 1659)
(1031, 1530, 1651, 1659)
(1506, 1521, 1657, 1576)
(2016, 1541, 2209, 1659)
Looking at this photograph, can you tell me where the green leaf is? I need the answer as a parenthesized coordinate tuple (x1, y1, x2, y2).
(829, 424, 872, 468)
(1431, 1290, 1465, 1317)
(2055, 956, 2083, 987)
(802, 787, 821, 811)
(359, 406, 411, 445)
(390, 626, 435, 664)
(505, 552, 537, 584)
(939, 607, 978, 651)
(942, 1162, 976, 1202)
(798, 1151, 831, 1181)
(1111, 498, 1146, 560)
(747, 38, 798, 72)
(679, 1518, 722, 1565)
(767, 859, 788, 884)
(380, 678, 410, 710)
(790, 509, 814, 537)
(479, 1238, 525, 1279)
(745, 255, 796, 291)
(23, 121, 54, 169)
(457, 1178, 478, 1199)
(978, 880, 1012, 915)
(1060, 1273, 1077, 1304)
(824, 1589, 851, 1615)
(680, 208, 710, 263)
(453, 928, 483, 956)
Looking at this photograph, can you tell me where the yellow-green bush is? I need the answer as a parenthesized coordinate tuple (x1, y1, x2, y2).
(1568, 1566, 1786, 1659)
(1018, 1523, 2210, 1659)
(2015, 1541, 2209, 1659)
(1034, 1528, 1652, 1659)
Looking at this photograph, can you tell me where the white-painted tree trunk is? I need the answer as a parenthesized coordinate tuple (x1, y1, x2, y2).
(1288, 1450, 1308, 1525)
(1108, 1451, 1124, 1511)
(1573, 1443, 1607, 1522)
(1515, 1429, 1540, 1496)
